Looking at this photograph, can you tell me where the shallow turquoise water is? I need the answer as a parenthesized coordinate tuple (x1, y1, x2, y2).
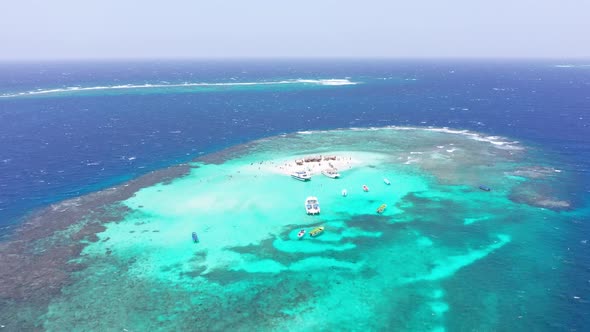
(31, 127, 578, 331)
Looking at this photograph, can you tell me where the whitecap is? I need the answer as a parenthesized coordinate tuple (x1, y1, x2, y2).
(287, 126, 523, 151)
(0, 78, 359, 98)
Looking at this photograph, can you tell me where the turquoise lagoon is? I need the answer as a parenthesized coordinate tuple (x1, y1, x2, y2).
(34, 127, 575, 331)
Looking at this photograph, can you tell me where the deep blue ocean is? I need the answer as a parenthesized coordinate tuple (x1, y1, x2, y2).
(1, 60, 588, 226)
(0, 59, 589, 329)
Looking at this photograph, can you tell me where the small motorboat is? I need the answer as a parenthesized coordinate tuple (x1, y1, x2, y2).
(191, 232, 199, 243)
(309, 226, 325, 237)
(342, 189, 348, 197)
(479, 185, 491, 192)
(383, 178, 391, 185)
(376, 204, 387, 214)
(321, 168, 340, 179)
(363, 185, 369, 192)
(297, 229, 306, 239)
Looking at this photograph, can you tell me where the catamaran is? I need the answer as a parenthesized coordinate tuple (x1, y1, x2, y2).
(291, 170, 311, 181)
(305, 196, 320, 215)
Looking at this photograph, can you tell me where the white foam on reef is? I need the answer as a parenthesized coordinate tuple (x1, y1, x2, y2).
(297, 126, 523, 151)
(385, 126, 523, 151)
(0, 78, 358, 98)
(294, 78, 358, 86)
(403, 156, 421, 165)
(554, 64, 590, 68)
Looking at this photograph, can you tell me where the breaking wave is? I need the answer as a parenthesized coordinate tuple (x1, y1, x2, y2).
(0, 78, 358, 98)
(554, 64, 590, 68)
(298, 126, 523, 151)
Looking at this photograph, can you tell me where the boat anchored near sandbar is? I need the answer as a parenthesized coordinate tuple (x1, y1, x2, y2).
(376, 204, 387, 214)
(342, 189, 348, 197)
(309, 226, 325, 237)
(383, 178, 391, 185)
(305, 196, 320, 215)
(291, 170, 311, 181)
(297, 229, 306, 239)
(479, 185, 491, 191)
(321, 168, 340, 179)
(363, 184, 369, 192)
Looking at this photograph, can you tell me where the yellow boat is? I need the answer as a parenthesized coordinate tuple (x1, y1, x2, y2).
(309, 226, 325, 237)
(376, 204, 387, 214)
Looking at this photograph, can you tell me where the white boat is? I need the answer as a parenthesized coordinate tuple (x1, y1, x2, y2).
(297, 229, 306, 239)
(305, 196, 320, 215)
(291, 171, 311, 181)
(321, 168, 340, 179)
(342, 189, 347, 197)
(383, 178, 391, 185)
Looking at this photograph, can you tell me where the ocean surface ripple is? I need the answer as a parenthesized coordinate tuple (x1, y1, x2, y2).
(0, 60, 589, 331)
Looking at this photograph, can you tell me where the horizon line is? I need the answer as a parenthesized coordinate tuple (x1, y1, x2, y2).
(0, 55, 589, 63)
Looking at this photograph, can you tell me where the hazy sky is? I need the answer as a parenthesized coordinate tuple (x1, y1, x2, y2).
(1, 0, 588, 60)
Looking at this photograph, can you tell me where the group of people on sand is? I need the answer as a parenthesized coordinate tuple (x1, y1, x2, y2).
(246, 155, 355, 176)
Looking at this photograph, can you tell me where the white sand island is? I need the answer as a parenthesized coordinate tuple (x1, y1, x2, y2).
(251, 151, 386, 177)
